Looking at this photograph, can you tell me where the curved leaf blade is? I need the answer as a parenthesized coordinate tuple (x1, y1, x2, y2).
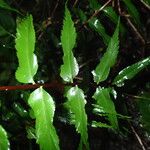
(60, 6, 79, 83)
(113, 57, 150, 87)
(66, 86, 89, 150)
(28, 87, 60, 150)
(89, 18, 110, 45)
(92, 19, 120, 84)
(93, 87, 118, 129)
(0, 125, 9, 150)
(123, 0, 141, 25)
(15, 15, 38, 83)
(0, 0, 20, 14)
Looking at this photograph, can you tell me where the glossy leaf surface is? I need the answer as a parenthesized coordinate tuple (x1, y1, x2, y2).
(28, 87, 60, 150)
(113, 57, 150, 87)
(60, 6, 79, 83)
(15, 15, 38, 83)
(92, 19, 120, 84)
(88, 0, 125, 34)
(0, 125, 9, 150)
(93, 87, 118, 129)
(66, 86, 89, 150)
(89, 18, 110, 45)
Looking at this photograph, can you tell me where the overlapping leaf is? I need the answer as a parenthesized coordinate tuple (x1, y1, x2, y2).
(0, 125, 9, 150)
(15, 15, 38, 83)
(113, 57, 150, 87)
(123, 0, 141, 25)
(60, 6, 79, 83)
(92, 19, 120, 84)
(66, 86, 89, 150)
(0, 0, 20, 14)
(88, 0, 125, 34)
(89, 18, 110, 45)
(93, 87, 118, 129)
(28, 87, 60, 150)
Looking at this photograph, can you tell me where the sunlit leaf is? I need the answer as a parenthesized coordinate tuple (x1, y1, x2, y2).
(123, 0, 141, 25)
(66, 86, 89, 150)
(113, 57, 150, 87)
(0, 0, 20, 14)
(28, 87, 60, 150)
(92, 19, 120, 84)
(60, 6, 79, 83)
(89, 18, 110, 45)
(93, 87, 118, 129)
(15, 15, 38, 83)
(0, 125, 9, 150)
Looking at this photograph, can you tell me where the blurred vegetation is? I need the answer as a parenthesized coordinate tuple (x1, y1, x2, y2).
(0, 0, 150, 150)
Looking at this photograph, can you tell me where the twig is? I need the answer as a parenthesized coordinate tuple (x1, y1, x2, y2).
(130, 125, 146, 150)
(140, 0, 150, 10)
(51, 0, 60, 18)
(73, 0, 79, 7)
(81, 0, 112, 28)
(126, 18, 145, 45)
(0, 81, 75, 91)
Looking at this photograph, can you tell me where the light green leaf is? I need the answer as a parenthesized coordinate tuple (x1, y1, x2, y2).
(28, 87, 60, 150)
(92, 19, 120, 84)
(123, 0, 141, 25)
(93, 87, 118, 129)
(0, 0, 20, 14)
(113, 57, 150, 87)
(89, 18, 110, 45)
(0, 125, 9, 150)
(15, 15, 38, 83)
(66, 86, 89, 150)
(60, 6, 79, 83)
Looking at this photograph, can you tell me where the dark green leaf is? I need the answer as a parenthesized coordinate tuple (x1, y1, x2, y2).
(89, 18, 110, 45)
(137, 92, 150, 134)
(15, 15, 38, 83)
(123, 0, 141, 25)
(0, 125, 9, 150)
(93, 87, 118, 129)
(92, 19, 120, 84)
(66, 86, 89, 150)
(28, 87, 60, 150)
(60, 6, 79, 83)
(0, 0, 20, 14)
(113, 57, 150, 87)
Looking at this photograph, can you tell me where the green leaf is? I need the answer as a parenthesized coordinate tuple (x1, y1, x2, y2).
(137, 92, 150, 134)
(88, 0, 125, 34)
(60, 6, 79, 83)
(89, 18, 110, 45)
(93, 87, 118, 129)
(0, 125, 9, 150)
(0, 0, 20, 14)
(92, 121, 112, 128)
(113, 57, 150, 87)
(66, 86, 89, 150)
(15, 15, 38, 83)
(123, 0, 141, 25)
(92, 19, 120, 84)
(28, 87, 60, 150)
